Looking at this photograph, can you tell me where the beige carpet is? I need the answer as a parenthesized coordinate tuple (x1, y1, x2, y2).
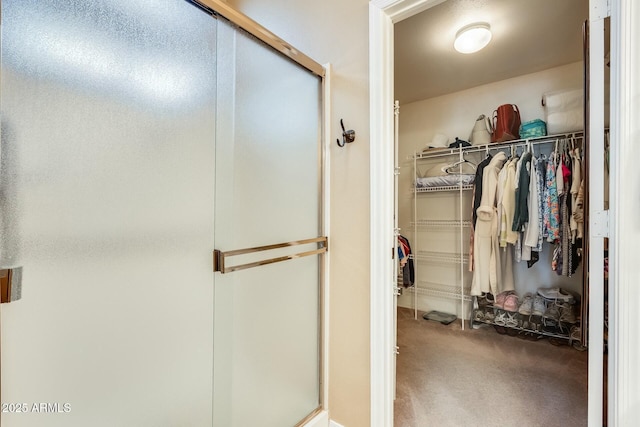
(394, 307, 588, 427)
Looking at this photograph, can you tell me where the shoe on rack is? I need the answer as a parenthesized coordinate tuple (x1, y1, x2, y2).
(537, 287, 575, 303)
(503, 293, 519, 312)
(526, 321, 541, 332)
(494, 292, 505, 309)
(558, 303, 577, 324)
(570, 325, 582, 342)
(518, 293, 534, 315)
(532, 295, 546, 316)
(542, 303, 560, 326)
(494, 291, 515, 309)
(485, 292, 495, 304)
(476, 295, 488, 309)
(505, 312, 519, 328)
(494, 311, 508, 326)
(484, 310, 495, 322)
(570, 325, 588, 351)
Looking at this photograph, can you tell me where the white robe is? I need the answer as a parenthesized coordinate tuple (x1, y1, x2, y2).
(471, 152, 508, 296)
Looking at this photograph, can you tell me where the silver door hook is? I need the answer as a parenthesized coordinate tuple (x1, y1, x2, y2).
(336, 119, 356, 147)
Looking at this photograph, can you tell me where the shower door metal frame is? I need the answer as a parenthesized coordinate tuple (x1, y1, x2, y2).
(189, 1, 328, 425)
(190, 0, 325, 78)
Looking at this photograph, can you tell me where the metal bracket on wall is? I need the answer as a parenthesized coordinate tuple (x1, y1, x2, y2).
(590, 0, 611, 19)
(592, 210, 610, 238)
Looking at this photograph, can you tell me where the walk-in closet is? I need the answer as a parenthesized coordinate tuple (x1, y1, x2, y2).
(392, 0, 606, 425)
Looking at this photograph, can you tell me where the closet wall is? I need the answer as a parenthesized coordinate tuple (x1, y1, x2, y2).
(398, 61, 584, 316)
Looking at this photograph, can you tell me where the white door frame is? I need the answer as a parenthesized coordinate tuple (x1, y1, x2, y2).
(368, 0, 635, 425)
(368, 3, 448, 425)
(607, 1, 640, 425)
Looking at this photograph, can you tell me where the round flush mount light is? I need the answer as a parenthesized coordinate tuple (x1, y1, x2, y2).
(454, 23, 492, 54)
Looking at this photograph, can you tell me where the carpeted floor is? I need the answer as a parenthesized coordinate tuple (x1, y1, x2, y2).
(394, 307, 588, 427)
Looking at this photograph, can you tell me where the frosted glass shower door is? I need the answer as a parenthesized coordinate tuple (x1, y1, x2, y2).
(1, 1, 217, 426)
(213, 21, 324, 427)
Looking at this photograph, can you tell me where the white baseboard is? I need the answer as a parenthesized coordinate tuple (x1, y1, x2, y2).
(300, 410, 344, 427)
(302, 410, 329, 427)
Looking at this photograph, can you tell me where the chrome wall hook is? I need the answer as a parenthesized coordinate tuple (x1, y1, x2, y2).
(336, 119, 356, 147)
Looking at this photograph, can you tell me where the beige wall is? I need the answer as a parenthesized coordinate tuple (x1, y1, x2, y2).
(226, 1, 371, 426)
(398, 62, 584, 156)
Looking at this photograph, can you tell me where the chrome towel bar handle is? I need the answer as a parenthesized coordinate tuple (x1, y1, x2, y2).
(213, 237, 328, 274)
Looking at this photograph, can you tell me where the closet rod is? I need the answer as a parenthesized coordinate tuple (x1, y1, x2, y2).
(470, 136, 585, 157)
(414, 131, 586, 160)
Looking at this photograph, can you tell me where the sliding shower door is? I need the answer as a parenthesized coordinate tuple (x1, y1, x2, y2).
(1, 1, 218, 425)
(1, 1, 324, 426)
(213, 20, 324, 427)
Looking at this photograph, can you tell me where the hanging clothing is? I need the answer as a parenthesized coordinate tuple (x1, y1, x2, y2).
(563, 154, 572, 276)
(397, 235, 414, 288)
(469, 154, 493, 272)
(552, 243, 561, 272)
(469, 214, 475, 273)
(398, 239, 409, 262)
(570, 148, 582, 243)
(556, 149, 565, 196)
(535, 156, 547, 252)
(544, 151, 561, 242)
(501, 158, 519, 246)
(472, 152, 509, 296)
(524, 156, 540, 246)
(512, 151, 532, 232)
(500, 242, 515, 292)
(555, 152, 573, 276)
(495, 158, 516, 285)
(557, 193, 570, 276)
(521, 230, 532, 263)
(523, 155, 540, 265)
(496, 159, 509, 248)
(514, 154, 524, 190)
(472, 155, 493, 227)
(573, 179, 585, 240)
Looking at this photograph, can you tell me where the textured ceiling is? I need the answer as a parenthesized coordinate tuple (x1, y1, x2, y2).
(394, 0, 589, 104)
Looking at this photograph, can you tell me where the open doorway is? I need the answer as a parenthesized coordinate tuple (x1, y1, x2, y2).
(393, 1, 590, 425)
(369, 0, 610, 426)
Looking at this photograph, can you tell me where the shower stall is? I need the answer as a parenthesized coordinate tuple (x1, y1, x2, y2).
(0, 1, 325, 426)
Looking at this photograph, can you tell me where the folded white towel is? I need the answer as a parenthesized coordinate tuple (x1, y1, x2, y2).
(542, 88, 583, 113)
(546, 109, 584, 134)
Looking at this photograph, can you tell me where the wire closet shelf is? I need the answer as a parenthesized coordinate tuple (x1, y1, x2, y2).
(409, 131, 585, 331)
(412, 131, 585, 161)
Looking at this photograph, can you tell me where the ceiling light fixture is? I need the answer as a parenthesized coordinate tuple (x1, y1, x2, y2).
(454, 22, 492, 54)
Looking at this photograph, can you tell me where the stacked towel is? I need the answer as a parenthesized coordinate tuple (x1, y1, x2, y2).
(542, 88, 584, 134)
(546, 110, 584, 134)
